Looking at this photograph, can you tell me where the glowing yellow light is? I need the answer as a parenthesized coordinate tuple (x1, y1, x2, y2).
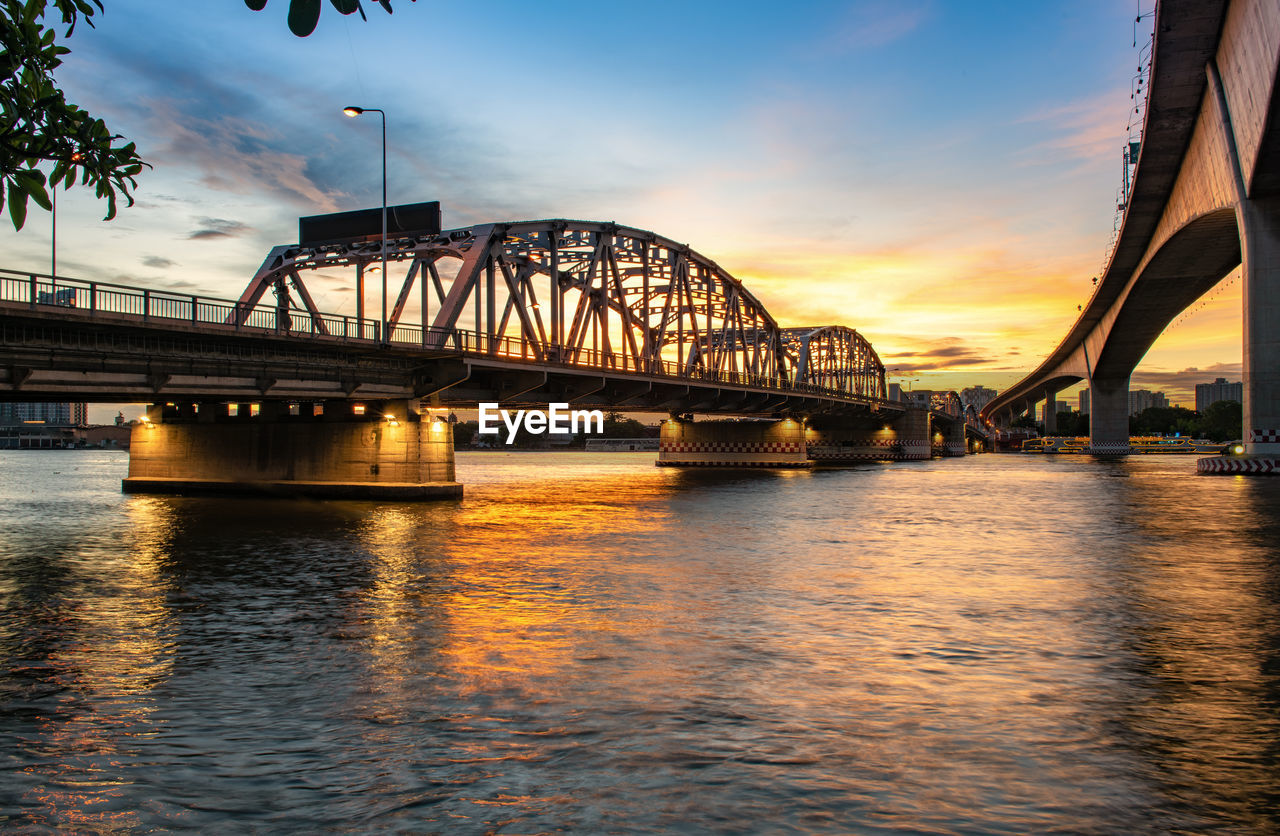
(384, 414, 399, 427)
(353, 404, 366, 416)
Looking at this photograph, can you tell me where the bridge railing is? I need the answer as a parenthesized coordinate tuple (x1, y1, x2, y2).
(0, 268, 900, 407)
(0, 269, 385, 341)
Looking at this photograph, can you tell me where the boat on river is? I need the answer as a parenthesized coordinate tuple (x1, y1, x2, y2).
(1021, 436, 1230, 454)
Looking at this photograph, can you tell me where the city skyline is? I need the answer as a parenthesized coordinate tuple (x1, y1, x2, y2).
(0, 1, 1243, 419)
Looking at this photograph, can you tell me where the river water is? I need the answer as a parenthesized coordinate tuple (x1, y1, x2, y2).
(2, 450, 1279, 833)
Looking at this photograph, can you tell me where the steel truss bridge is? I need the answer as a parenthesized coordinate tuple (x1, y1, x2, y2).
(0, 218, 982, 433)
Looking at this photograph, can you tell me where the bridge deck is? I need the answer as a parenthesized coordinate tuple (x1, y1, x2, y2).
(0, 273, 901, 417)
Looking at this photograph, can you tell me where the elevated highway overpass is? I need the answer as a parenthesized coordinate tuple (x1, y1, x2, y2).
(981, 0, 1280, 468)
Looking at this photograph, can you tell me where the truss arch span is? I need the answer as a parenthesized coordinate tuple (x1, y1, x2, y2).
(781, 325, 887, 400)
(237, 219, 798, 386)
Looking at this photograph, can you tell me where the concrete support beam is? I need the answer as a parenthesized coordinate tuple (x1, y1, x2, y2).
(805, 408, 931, 462)
(1241, 195, 1280, 454)
(897, 408, 932, 460)
(123, 399, 461, 499)
(658, 417, 808, 467)
(937, 419, 967, 457)
(1042, 389, 1058, 434)
(1088, 379, 1131, 456)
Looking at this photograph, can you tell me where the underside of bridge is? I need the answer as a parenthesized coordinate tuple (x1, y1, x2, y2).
(981, 0, 1280, 469)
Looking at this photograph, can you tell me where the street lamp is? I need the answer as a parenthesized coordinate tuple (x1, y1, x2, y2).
(343, 105, 388, 342)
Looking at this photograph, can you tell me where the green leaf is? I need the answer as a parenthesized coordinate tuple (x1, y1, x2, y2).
(329, 0, 358, 13)
(287, 0, 321, 36)
(244, 0, 268, 9)
(26, 184, 50, 211)
(8, 181, 28, 230)
(14, 169, 50, 210)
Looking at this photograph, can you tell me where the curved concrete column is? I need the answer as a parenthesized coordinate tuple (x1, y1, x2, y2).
(1240, 196, 1280, 454)
(1042, 388, 1059, 434)
(1089, 378, 1131, 456)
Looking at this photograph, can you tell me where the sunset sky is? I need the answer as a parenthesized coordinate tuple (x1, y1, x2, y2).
(0, 0, 1242, 417)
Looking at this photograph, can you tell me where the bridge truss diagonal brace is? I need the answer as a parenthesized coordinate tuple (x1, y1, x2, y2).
(231, 246, 294, 326)
(433, 224, 498, 334)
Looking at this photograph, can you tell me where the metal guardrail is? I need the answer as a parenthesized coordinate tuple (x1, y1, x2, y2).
(0, 268, 903, 409)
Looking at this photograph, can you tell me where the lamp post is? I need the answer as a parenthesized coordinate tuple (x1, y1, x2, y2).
(342, 105, 387, 342)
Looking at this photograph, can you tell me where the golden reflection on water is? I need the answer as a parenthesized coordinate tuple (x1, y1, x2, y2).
(20, 495, 178, 832)
(354, 455, 682, 700)
(5, 452, 1280, 831)
(1105, 466, 1280, 828)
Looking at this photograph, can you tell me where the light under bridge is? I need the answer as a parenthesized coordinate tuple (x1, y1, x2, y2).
(0, 218, 985, 498)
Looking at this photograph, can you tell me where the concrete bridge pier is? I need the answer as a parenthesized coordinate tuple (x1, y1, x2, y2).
(894, 409, 933, 460)
(657, 415, 809, 467)
(659, 408, 936, 467)
(1202, 195, 1280, 473)
(936, 420, 968, 457)
(122, 399, 462, 499)
(804, 408, 933, 463)
(1042, 388, 1059, 435)
(1088, 379, 1132, 456)
(1242, 196, 1280, 456)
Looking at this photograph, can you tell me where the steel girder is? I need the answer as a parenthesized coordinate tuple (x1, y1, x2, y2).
(780, 325, 886, 400)
(232, 219, 893, 401)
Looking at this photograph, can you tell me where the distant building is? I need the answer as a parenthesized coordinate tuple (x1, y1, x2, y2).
(1037, 393, 1078, 422)
(584, 438, 659, 452)
(905, 389, 933, 409)
(1075, 389, 1170, 416)
(960, 385, 997, 411)
(1196, 378, 1242, 412)
(80, 424, 133, 448)
(0, 403, 89, 448)
(1128, 389, 1168, 415)
(887, 384, 932, 406)
(0, 402, 87, 426)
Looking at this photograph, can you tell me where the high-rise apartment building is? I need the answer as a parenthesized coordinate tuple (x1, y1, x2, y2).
(0, 402, 88, 426)
(1128, 390, 1168, 415)
(960, 385, 998, 411)
(1195, 378, 1243, 412)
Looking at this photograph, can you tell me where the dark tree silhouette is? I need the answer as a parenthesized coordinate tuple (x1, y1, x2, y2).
(2, 0, 414, 232)
(0, 0, 145, 229)
(244, 0, 415, 37)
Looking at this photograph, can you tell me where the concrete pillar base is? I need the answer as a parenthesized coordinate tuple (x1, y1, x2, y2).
(122, 477, 463, 499)
(123, 399, 460, 501)
(1089, 379, 1131, 455)
(807, 441, 908, 462)
(804, 408, 932, 462)
(658, 417, 809, 467)
(942, 440, 967, 457)
(1197, 455, 1280, 474)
